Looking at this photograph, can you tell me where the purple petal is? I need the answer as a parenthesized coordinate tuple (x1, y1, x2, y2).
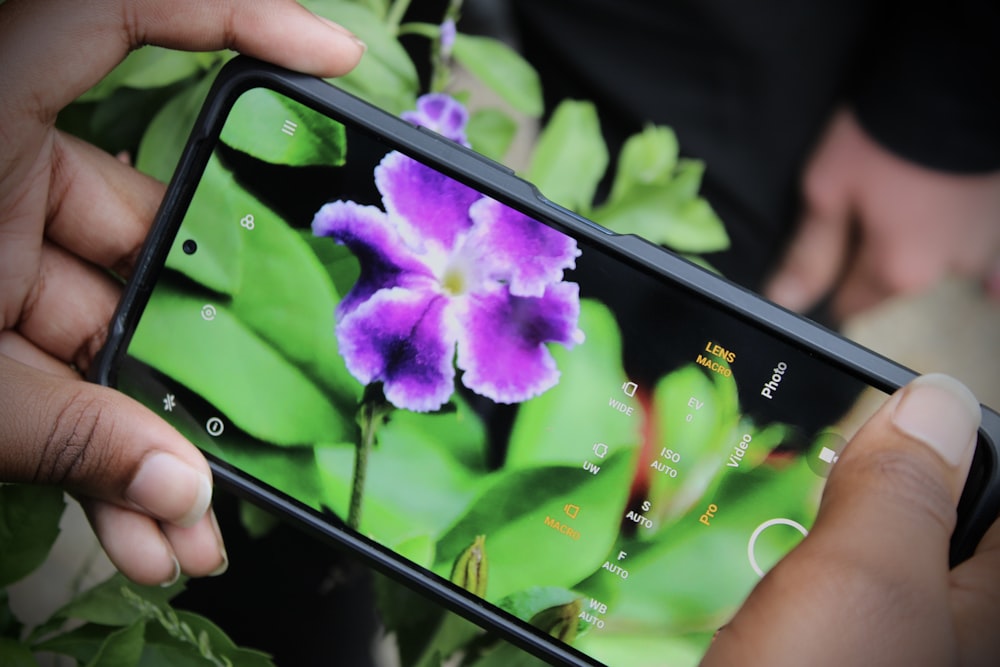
(312, 200, 434, 315)
(336, 287, 458, 412)
(439, 19, 457, 58)
(375, 151, 482, 256)
(401, 93, 468, 144)
(455, 282, 584, 404)
(468, 198, 581, 297)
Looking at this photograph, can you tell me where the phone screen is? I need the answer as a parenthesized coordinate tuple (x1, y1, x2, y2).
(114, 84, 892, 665)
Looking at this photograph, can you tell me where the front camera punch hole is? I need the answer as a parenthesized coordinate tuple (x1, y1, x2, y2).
(182, 239, 197, 255)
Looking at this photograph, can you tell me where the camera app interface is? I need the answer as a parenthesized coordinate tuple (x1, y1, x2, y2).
(119, 87, 882, 666)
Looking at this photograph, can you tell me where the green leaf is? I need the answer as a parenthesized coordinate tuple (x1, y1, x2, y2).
(32, 623, 110, 664)
(0, 484, 65, 587)
(136, 62, 223, 182)
(525, 100, 607, 213)
(83, 620, 145, 667)
(433, 450, 635, 603)
(0, 638, 39, 667)
(35, 574, 183, 633)
(302, 234, 361, 300)
(129, 284, 353, 446)
(467, 108, 518, 162)
(594, 123, 731, 253)
(671, 158, 710, 200)
(304, 0, 419, 113)
(225, 196, 359, 407)
(590, 178, 730, 253)
(162, 155, 245, 296)
(506, 300, 635, 468)
(452, 34, 543, 118)
(607, 125, 679, 204)
(79, 48, 220, 102)
(497, 587, 580, 623)
(58, 77, 198, 157)
(221, 88, 348, 166)
(141, 610, 275, 667)
(160, 157, 358, 405)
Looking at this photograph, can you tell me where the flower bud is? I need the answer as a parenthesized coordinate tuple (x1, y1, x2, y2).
(530, 598, 582, 644)
(450, 534, 488, 597)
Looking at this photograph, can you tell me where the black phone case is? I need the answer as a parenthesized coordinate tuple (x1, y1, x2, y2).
(93, 56, 1000, 667)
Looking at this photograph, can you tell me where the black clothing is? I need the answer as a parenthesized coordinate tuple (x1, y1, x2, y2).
(511, 0, 1000, 289)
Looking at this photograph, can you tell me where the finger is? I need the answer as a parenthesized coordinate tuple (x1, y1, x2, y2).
(0, 355, 212, 529)
(764, 179, 853, 313)
(0, 0, 365, 122)
(45, 131, 165, 277)
(162, 509, 229, 578)
(0, 330, 78, 379)
(950, 515, 1000, 666)
(84, 500, 228, 585)
(16, 241, 122, 373)
(81, 497, 180, 587)
(703, 374, 981, 666)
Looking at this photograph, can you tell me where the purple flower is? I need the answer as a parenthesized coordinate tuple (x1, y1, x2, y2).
(401, 93, 469, 145)
(312, 151, 584, 412)
(439, 18, 457, 58)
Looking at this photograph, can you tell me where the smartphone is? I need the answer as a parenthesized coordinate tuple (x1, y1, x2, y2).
(95, 57, 1000, 667)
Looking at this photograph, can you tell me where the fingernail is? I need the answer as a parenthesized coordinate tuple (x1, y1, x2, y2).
(315, 15, 366, 54)
(161, 555, 181, 588)
(127, 453, 212, 528)
(208, 510, 229, 577)
(891, 374, 981, 467)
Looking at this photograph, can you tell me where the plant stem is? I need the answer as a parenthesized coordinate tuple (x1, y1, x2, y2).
(386, 0, 413, 34)
(347, 386, 390, 530)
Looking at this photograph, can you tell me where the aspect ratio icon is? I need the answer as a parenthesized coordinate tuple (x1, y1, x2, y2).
(593, 442, 608, 459)
(621, 381, 638, 397)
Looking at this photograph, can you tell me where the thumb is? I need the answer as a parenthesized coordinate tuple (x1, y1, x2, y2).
(0, 354, 212, 529)
(764, 206, 852, 314)
(703, 374, 981, 667)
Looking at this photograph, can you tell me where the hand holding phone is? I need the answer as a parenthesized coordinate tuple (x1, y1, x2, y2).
(707, 373, 1000, 665)
(0, 0, 362, 588)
